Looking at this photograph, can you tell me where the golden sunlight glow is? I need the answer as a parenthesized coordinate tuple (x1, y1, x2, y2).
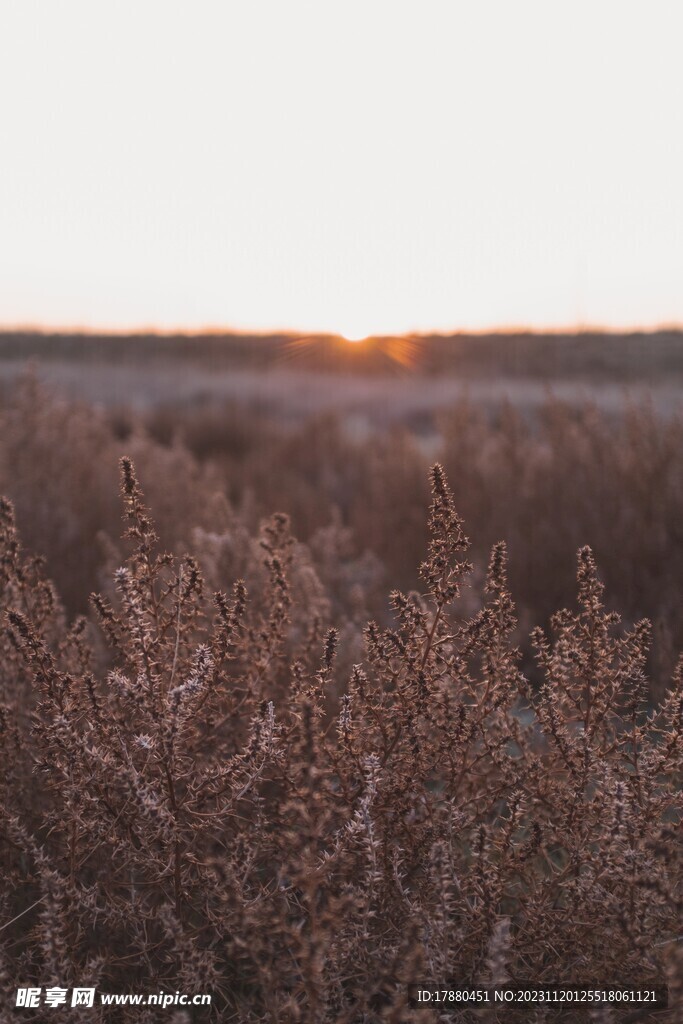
(2, 1, 683, 333)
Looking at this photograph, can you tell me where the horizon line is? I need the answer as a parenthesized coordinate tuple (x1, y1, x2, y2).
(2, 320, 683, 339)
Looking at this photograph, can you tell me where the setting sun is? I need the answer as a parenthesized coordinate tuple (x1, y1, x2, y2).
(339, 327, 370, 344)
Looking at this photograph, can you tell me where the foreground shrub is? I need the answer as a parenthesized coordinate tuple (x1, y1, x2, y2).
(0, 461, 681, 1022)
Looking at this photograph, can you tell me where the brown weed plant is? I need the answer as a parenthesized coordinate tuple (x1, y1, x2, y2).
(0, 460, 682, 1023)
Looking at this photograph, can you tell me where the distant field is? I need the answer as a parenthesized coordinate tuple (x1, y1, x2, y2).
(2, 328, 683, 378)
(1, 330, 682, 428)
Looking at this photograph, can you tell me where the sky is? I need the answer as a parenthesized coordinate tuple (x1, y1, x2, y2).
(1, 0, 682, 337)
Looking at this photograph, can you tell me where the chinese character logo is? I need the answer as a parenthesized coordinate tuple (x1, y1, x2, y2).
(15, 988, 41, 1008)
(45, 988, 68, 1008)
(71, 988, 96, 1007)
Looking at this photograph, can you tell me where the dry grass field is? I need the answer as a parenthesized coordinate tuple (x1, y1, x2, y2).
(1, 332, 682, 1021)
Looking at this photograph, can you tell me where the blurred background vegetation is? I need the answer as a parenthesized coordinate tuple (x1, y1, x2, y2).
(2, 330, 682, 695)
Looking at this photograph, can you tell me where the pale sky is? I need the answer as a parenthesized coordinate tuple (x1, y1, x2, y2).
(1, 0, 682, 337)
